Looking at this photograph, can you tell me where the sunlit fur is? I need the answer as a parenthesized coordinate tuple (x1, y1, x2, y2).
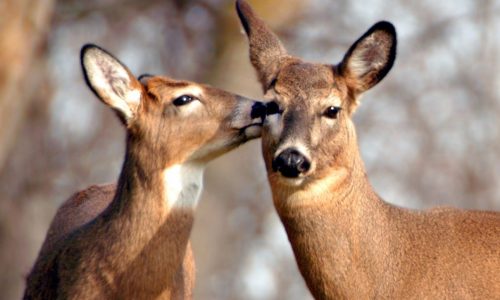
(237, 1, 500, 299)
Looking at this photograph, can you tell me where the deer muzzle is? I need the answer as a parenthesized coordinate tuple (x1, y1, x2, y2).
(272, 148, 311, 178)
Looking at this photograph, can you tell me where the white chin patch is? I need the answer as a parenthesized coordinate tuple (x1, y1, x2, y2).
(244, 125, 262, 139)
(279, 176, 305, 187)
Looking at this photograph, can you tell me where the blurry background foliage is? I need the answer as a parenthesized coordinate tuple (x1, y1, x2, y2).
(0, 0, 499, 299)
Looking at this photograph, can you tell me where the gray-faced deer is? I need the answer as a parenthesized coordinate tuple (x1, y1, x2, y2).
(23, 44, 265, 299)
(236, 1, 500, 298)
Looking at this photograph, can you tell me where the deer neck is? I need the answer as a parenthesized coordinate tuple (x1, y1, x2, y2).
(106, 135, 205, 221)
(91, 135, 204, 295)
(271, 136, 392, 299)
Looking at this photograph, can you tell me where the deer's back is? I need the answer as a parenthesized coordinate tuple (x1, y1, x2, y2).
(40, 183, 116, 256)
(383, 207, 500, 299)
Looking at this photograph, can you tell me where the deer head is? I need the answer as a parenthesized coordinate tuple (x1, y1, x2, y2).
(236, 0, 396, 191)
(81, 44, 265, 168)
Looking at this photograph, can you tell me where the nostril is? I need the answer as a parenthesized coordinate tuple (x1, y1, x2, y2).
(271, 156, 281, 172)
(287, 150, 303, 166)
(297, 157, 311, 173)
(251, 102, 267, 122)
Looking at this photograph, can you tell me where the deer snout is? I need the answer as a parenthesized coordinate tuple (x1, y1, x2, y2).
(230, 98, 265, 140)
(272, 148, 311, 178)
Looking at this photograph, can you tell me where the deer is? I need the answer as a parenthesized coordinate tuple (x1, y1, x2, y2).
(23, 44, 266, 299)
(236, 1, 500, 299)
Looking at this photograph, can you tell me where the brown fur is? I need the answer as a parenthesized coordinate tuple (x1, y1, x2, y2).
(33, 184, 195, 299)
(237, 1, 500, 298)
(24, 45, 262, 299)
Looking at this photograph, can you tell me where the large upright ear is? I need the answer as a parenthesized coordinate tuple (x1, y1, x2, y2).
(338, 21, 397, 95)
(236, 0, 287, 91)
(81, 44, 143, 124)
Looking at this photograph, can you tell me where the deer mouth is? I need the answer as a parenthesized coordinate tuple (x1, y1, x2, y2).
(238, 122, 263, 139)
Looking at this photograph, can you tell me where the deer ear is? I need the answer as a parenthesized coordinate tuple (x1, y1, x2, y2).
(236, 0, 287, 91)
(339, 21, 397, 94)
(81, 44, 143, 124)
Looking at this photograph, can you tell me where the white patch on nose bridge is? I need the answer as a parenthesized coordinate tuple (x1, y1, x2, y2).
(265, 114, 282, 141)
(162, 163, 205, 209)
(275, 140, 311, 161)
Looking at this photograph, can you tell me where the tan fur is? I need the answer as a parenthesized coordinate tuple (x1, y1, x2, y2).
(24, 45, 263, 299)
(237, 1, 500, 298)
(34, 184, 195, 299)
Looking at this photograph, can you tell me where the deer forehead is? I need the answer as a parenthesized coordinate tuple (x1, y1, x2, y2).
(275, 63, 334, 95)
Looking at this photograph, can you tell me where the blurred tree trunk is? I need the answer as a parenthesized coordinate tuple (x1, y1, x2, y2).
(0, 0, 54, 298)
(0, 0, 54, 171)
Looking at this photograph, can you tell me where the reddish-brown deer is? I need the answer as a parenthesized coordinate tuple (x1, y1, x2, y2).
(23, 44, 265, 299)
(237, 1, 500, 298)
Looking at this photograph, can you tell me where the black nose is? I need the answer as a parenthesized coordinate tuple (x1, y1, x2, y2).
(272, 148, 311, 178)
(251, 102, 267, 123)
(266, 101, 280, 115)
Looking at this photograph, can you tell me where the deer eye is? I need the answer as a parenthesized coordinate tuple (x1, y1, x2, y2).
(323, 106, 342, 119)
(173, 95, 196, 106)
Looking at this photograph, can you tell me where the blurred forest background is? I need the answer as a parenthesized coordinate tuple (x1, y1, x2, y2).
(1, 0, 499, 299)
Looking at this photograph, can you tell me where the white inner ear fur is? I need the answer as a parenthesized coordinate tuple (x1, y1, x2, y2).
(83, 51, 141, 121)
(348, 34, 387, 79)
(162, 163, 205, 210)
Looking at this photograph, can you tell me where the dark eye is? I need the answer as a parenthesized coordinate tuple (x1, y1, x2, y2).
(267, 78, 278, 90)
(173, 95, 196, 106)
(323, 106, 342, 119)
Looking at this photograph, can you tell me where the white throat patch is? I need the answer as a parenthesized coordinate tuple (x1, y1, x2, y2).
(162, 163, 205, 209)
